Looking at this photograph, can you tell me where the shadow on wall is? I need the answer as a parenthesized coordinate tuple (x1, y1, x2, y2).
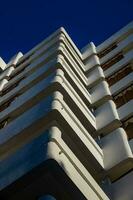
(0, 126, 84, 200)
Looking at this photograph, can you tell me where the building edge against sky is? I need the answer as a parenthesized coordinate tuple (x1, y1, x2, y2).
(0, 21, 132, 200)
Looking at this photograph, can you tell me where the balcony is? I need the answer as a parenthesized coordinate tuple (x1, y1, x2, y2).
(101, 128, 133, 181)
(0, 57, 6, 71)
(57, 55, 91, 106)
(0, 126, 108, 200)
(0, 57, 91, 115)
(0, 91, 104, 188)
(17, 27, 83, 74)
(84, 55, 100, 72)
(6, 52, 23, 67)
(0, 66, 15, 81)
(87, 66, 105, 89)
(0, 70, 96, 135)
(0, 79, 8, 93)
(82, 42, 97, 60)
(0, 70, 100, 166)
(95, 100, 121, 135)
(90, 80, 112, 108)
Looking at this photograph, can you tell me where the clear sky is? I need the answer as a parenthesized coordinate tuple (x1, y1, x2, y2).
(0, 0, 133, 62)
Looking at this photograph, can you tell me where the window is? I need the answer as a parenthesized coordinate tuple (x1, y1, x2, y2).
(101, 52, 124, 71)
(0, 101, 11, 112)
(0, 94, 21, 112)
(113, 84, 133, 108)
(1, 77, 25, 96)
(98, 43, 117, 58)
(16, 55, 31, 67)
(0, 117, 10, 129)
(107, 63, 132, 86)
(10, 66, 27, 80)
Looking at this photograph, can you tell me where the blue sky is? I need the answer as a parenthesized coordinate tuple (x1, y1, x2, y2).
(0, 0, 133, 62)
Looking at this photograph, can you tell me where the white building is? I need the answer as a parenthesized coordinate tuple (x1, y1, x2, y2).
(0, 21, 132, 200)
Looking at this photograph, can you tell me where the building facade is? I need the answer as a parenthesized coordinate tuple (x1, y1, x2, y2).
(0, 21, 132, 200)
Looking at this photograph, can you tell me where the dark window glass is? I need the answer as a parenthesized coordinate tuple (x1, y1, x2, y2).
(107, 64, 132, 86)
(98, 43, 117, 58)
(113, 84, 133, 108)
(101, 53, 124, 71)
